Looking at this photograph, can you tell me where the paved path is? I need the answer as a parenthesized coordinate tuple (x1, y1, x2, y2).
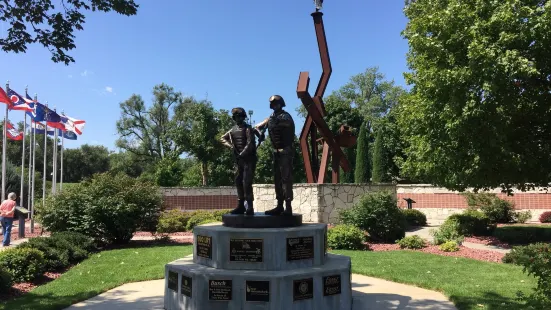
(65, 274, 456, 310)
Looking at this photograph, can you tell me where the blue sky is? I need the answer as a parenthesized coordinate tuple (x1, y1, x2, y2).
(1, 0, 409, 151)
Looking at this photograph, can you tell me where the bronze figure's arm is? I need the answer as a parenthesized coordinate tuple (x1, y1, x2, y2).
(255, 117, 269, 131)
(220, 129, 233, 149)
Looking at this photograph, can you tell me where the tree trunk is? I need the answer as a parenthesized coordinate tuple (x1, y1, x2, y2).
(201, 161, 208, 186)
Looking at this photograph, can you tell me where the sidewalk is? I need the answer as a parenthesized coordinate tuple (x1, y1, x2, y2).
(65, 274, 456, 310)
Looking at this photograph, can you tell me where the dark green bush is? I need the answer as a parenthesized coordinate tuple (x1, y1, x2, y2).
(430, 220, 465, 245)
(327, 225, 366, 250)
(0, 248, 45, 283)
(51, 231, 97, 253)
(439, 241, 460, 252)
(502, 243, 551, 308)
(37, 172, 163, 244)
(18, 238, 70, 270)
(493, 225, 551, 245)
(397, 235, 426, 249)
(0, 269, 13, 294)
(446, 210, 494, 236)
(340, 191, 406, 243)
(157, 210, 192, 233)
(186, 211, 217, 231)
(401, 209, 427, 227)
(462, 193, 515, 223)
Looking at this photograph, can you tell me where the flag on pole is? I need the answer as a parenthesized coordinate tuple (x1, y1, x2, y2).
(6, 121, 23, 140)
(28, 102, 61, 123)
(28, 121, 47, 135)
(7, 89, 33, 111)
(0, 87, 11, 107)
(61, 114, 85, 135)
(62, 130, 77, 140)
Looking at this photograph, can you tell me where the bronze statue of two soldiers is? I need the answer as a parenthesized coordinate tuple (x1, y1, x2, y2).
(221, 95, 295, 216)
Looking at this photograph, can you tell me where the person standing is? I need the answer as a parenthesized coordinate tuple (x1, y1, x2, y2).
(0, 192, 17, 247)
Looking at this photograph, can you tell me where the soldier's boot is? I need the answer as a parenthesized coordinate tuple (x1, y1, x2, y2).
(282, 200, 293, 216)
(265, 200, 284, 216)
(245, 200, 255, 216)
(230, 199, 246, 215)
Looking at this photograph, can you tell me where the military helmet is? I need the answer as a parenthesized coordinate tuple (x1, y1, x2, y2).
(269, 95, 286, 109)
(231, 107, 247, 118)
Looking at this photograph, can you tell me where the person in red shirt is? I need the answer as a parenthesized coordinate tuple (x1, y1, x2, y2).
(0, 192, 17, 247)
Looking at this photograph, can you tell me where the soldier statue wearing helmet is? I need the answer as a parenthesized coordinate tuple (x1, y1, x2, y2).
(221, 107, 259, 215)
(255, 95, 296, 216)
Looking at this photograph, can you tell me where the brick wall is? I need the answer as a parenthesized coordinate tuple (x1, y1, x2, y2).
(396, 185, 551, 210)
(162, 187, 237, 211)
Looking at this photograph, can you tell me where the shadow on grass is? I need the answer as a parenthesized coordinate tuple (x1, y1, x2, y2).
(450, 291, 524, 310)
(101, 239, 192, 251)
(353, 291, 457, 309)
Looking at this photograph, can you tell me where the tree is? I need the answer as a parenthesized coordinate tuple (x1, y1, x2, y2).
(154, 157, 183, 187)
(354, 124, 371, 183)
(109, 151, 150, 178)
(116, 83, 183, 163)
(208, 109, 235, 186)
(0, 0, 138, 64)
(63, 144, 110, 182)
(297, 67, 406, 182)
(400, 0, 551, 192)
(172, 98, 223, 186)
(371, 129, 385, 183)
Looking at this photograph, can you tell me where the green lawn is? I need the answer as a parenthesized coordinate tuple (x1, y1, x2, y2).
(0, 244, 193, 310)
(1, 246, 537, 310)
(334, 250, 536, 310)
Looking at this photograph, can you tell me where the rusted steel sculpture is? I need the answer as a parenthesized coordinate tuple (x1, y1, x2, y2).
(298, 1, 356, 184)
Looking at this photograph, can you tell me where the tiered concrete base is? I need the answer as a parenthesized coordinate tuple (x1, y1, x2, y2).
(165, 254, 352, 310)
(164, 218, 352, 310)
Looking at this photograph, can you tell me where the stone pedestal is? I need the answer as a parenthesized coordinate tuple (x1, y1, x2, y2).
(164, 216, 352, 310)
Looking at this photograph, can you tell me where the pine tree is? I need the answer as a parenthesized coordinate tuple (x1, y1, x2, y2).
(372, 129, 385, 183)
(354, 124, 371, 183)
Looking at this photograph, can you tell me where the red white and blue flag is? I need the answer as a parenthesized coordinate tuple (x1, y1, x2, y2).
(7, 89, 33, 111)
(61, 114, 85, 135)
(0, 87, 11, 106)
(6, 121, 23, 140)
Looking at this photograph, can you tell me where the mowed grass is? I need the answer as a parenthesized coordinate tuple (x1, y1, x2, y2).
(333, 250, 536, 310)
(0, 244, 193, 310)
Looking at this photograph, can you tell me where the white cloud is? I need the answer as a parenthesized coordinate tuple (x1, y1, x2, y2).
(81, 70, 88, 77)
(105, 86, 113, 93)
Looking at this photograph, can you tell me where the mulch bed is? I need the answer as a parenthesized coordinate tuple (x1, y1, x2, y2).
(367, 243, 505, 263)
(0, 269, 65, 302)
(464, 236, 511, 249)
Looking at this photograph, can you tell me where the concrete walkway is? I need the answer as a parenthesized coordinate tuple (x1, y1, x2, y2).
(65, 274, 456, 310)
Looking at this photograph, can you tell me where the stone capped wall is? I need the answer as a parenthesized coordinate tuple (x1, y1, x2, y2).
(252, 183, 395, 223)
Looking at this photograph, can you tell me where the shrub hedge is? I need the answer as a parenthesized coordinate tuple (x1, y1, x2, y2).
(327, 224, 366, 250)
(493, 225, 551, 245)
(401, 209, 427, 227)
(0, 248, 45, 283)
(340, 191, 406, 243)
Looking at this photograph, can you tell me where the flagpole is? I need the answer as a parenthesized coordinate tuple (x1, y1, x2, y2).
(60, 129, 64, 192)
(2, 81, 10, 201)
(51, 109, 57, 195)
(31, 94, 37, 233)
(20, 86, 27, 210)
(42, 103, 48, 206)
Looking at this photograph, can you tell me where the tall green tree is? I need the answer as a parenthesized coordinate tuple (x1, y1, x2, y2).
(400, 0, 551, 192)
(172, 98, 223, 186)
(354, 124, 371, 183)
(63, 144, 110, 183)
(371, 129, 385, 183)
(0, 0, 138, 64)
(109, 151, 151, 178)
(116, 83, 183, 163)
